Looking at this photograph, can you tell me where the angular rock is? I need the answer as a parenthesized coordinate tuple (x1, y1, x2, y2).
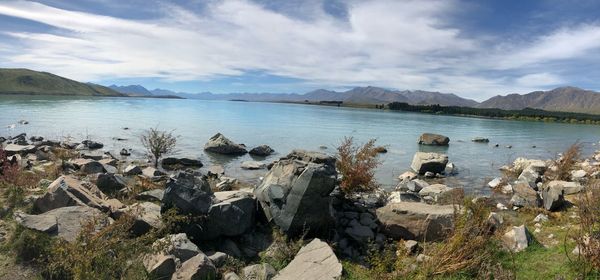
(113, 202, 163, 236)
(207, 252, 228, 267)
(274, 238, 342, 280)
(143, 253, 176, 280)
(33, 175, 110, 213)
(249, 145, 275, 156)
(124, 164, 143, 176)
(418, 184, 452, 197)
(254, 150, 337, 235)
(502, 225, 533, 253)
(82, 140, 103, 149)
(81, 151, 104, 160)
(417, 133, 450, 146)
(191, 190, 256, 240)
(547, 180, 584, 195)
(155, 233, 200, 263)
(204, 133, 247, 155)
(15, 206, 110, 242)
(96, 173, 127, 193)
(410, 152, 448, 174)
(541, 184, 565, 211)
(136, 189, 165, 202)
(142, 167, 165, 178)
(510, 182, 540, 208)
(172, 252, 216, 280)
(161, 172, 213, 215)
(243, 263, 277, 280)
(376, 202, 455, 241)
(80, 160, 105, 174)
(398, 171, 417, 182)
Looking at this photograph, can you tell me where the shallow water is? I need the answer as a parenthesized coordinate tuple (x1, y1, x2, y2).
(1, 95, 599, 194)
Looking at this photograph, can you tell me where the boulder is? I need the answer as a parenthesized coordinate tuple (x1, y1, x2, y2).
(571, 169, 587, 181)
(397, 179, 428, 192)
(418, 184, 452, 197)
(417, 133, 449, 146)
(155, 233, 200, 263)
(191, 191, 256, 240)
(124, 164, 143, 176)
(502, 225, 533, 253)
(410, 152, 448, 174)
(119, 148, 131, 156)
(547, 180, 584, 195)
(541, 184, 565, 211)
(136, 189, 165, 202)
(143, 253, 176, 280)
(171, 252, 216, 280)
(510, 182, 540, 208)
(15, 206, 111, 242)
(207, 252, 228, 267)
(81, 151, 104, 160)
(242, 263, 277, 280)
(112, 202, 163, 236)
(274, 238, 342, 280)
(241, 161, 266, 170)
(204, 133, 247, 155)
(96, 173, 127, 193)
(81, 140, 103, 149)
(376, 202, 455, 241)
(161, 172, 213, 215)
(249, 145, 275, 156)
(254, 150, 337, 235)
(162, 157, 203, 170)
(142, 167, 165, 178)
(345, 219, 375, 243)
(33, 175, 110, 213)
(80, 160, 105, 174)
(4, 144, 36, 155)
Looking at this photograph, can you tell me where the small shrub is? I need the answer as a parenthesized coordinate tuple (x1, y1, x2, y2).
(546, 142, 581, 181)
(11, 226, 54, 264)
(572, 179, 600, 275)
(140, 127, 177, 168)
(260, 229, 305, 271)
(336, 137, 381, 194)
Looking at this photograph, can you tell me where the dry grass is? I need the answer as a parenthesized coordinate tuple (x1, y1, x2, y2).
(571, 179, 600, 275)
(336, 137, 381, 194)
(260, 229, 306, 271)
(546, 142, 582, 181)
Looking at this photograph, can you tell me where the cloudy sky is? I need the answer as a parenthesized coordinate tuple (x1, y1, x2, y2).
(0, 0, 599, 100)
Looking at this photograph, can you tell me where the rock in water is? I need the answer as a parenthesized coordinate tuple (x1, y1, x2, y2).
(249, 145, 275, 156)
(254, 150, 337, 236)
(410, 152, 448, 174)
(204, 133, 247, 155)
(274, 238, 342, 280)
(376, 202, 455, 241)
(417, 133, 450, 146)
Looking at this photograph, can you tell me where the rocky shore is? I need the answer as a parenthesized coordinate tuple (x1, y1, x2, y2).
(0, 132, 598, 279)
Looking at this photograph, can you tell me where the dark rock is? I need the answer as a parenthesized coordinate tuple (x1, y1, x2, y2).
(96, 173, 127, 193)
(124, 164, 142, 176)
(410, 152, 448, 174)
(82, 140, 103, 149)
(119, 148, 131, 156)
(162, 157, 203, 170)
(161, 172, 213, 215)
(171, 252, 216, 280)
(249, 145, 275, 156)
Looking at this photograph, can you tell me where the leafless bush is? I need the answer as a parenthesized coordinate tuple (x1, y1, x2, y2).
(546, 142, 581, 181)
(140, 127, 177, 168)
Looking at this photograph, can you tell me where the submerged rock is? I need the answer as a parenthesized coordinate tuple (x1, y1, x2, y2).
(249, 145, 275, 156)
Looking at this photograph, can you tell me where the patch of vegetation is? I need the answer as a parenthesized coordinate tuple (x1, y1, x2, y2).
(140, 127, 178, 168)
(259, 229, 305, 271)
(336, 137, 381, 194)
(388, 102, 600, 124)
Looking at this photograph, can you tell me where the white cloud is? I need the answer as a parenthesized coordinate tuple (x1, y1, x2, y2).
(0, 0, 598, 99)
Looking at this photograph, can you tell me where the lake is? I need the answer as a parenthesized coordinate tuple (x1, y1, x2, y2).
(1, 95, 599, 195)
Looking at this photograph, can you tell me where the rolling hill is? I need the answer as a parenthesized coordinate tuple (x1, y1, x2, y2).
(108, 84, 153, 96)
(0, 68, 124, 96)
(479, 87, 600, 114)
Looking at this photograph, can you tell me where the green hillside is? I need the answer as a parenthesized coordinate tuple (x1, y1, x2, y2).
(0, 68, 125, 96)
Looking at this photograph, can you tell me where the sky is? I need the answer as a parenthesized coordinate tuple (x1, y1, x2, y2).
(0, 0, 600, 100)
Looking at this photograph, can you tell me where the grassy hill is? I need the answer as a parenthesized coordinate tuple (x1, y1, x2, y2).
(0, 68, 125, 96)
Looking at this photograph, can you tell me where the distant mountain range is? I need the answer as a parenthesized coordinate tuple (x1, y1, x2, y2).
(477, 86, 600, 114)
(2, 68, 600, 114)
(0, 68, 124, 96)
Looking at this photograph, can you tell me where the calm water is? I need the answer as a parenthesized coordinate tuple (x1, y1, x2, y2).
(1, 95, 599, 194)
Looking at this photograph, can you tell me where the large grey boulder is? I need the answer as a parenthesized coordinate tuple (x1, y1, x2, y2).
(171, 252, 216, 280)
(502, 225, 533, 253)
(143, 253, 177, 280)
(376, 202, 456, 241)
(112, 202, 162, 236)
(161, 172, 214, 215)
(96, 173, 127, 193)
(417, 133, 449, 146)
(80, 160, 105, 174)
(547, 180, 584, 195)
(15, 206, 111, 242)
(191, 190, 256, 240)
(410, 152, 448, 174)
(541, 184, 565, 211)
(510, 182, 540, 208)
(274, 238, 342, 280)
(33, 175, 110, 213)
(204, 133, 247, 155)
(254, 150, 337, 235)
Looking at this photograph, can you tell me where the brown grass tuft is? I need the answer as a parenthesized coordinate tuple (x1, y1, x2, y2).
(546, 142, 582, 181)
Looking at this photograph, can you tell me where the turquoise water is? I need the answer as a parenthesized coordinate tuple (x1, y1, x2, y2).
(1, 95, 599, 194)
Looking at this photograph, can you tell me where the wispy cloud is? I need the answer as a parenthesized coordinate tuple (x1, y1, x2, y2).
(0, 0, 598, 99)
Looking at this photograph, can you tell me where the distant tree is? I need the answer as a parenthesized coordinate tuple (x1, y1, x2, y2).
(140, 128, 177, 168)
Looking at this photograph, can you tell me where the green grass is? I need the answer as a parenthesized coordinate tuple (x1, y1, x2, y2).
(0, 68, 124, 96)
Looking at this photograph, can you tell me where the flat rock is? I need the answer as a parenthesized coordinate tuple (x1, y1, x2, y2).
(136, 189, 165, 202)
(376, 202, 455, 241)
(410, 152, 448, 174)
(274, 238, 342, 280)
(33, 175, 110, 213)
(241, 161, 266, 170)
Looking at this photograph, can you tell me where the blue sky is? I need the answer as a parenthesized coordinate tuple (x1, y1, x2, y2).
(0, 0, 600, 100)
